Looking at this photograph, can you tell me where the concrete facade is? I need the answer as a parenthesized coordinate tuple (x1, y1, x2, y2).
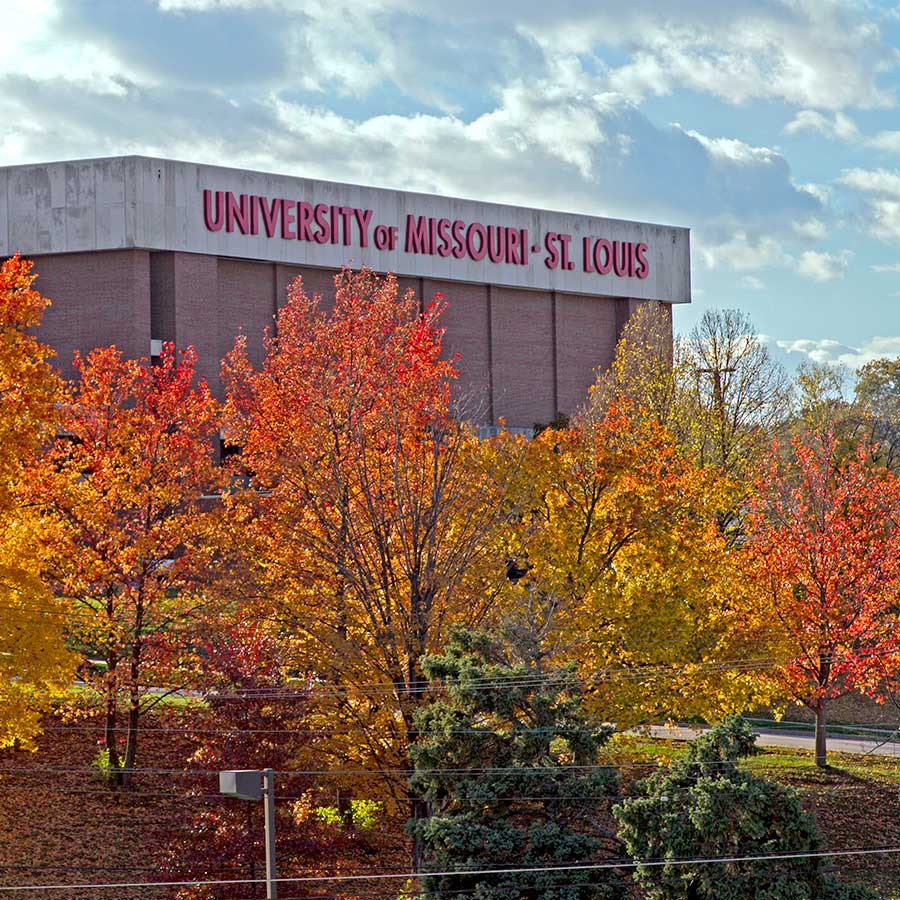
(2, 157, 690, 429)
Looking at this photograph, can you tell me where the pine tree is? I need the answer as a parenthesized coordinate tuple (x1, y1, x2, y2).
(613, 718, 877, 900)
(408, 627, 623, 900)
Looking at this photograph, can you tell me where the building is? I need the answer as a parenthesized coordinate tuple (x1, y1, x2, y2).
(0, 156, 690, 430)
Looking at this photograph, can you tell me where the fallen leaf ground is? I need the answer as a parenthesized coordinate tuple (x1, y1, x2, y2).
(2, 721, 898, 899)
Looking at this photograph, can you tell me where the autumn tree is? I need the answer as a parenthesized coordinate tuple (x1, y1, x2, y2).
(501, 403, 773, 726)
(589, 302, 678, 433)
(591, 307, 791, 479)
(0, 254, 75, 748)
(163, 622, 374, 900)
(746, 430, 900, 766)
(793, 360, 852, 434)
(409, 627, 622, 900)
(854, 356, 900, 470)
(24, 343, 220, 783)
(221, 269, 519, 836)
(680, 309, 791, 475)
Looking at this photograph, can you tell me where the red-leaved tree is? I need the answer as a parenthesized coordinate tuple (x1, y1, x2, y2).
(25, 344, 220, 784)
(220, 268, 518, 866)
(163, 623, 376, 900)
(747, 431, 900, 766)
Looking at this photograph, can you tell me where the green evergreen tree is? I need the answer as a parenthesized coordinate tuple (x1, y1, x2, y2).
(408, 627, 623, 900)
(613, 717, 877, 900)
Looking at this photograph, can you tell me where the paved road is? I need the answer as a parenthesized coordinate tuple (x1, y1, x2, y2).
(648, 723, 900, 758)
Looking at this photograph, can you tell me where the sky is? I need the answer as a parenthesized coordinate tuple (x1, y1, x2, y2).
(2, 0, 900, 370)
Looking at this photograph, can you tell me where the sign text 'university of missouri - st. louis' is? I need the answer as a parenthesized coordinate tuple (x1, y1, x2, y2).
(0, 156, 691, 303)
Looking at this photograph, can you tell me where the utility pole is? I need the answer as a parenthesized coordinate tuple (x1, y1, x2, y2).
(220, 768, 278, 899)
(696, 365, 736, 469)
(262, 768, 278, 899)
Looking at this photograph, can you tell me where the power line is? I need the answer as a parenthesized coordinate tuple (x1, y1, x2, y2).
(36, 716, 900, 740)
(3, 846, 900, 892)
(42, 645, 889, 705)
(0, 758, 817, 778)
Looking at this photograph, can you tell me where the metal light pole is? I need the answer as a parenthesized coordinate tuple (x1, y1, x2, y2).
(219, 768, 278, 899)
(261, 768, 277, 899)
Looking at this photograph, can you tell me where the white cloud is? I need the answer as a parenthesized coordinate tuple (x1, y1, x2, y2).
(677, 127, 779, 165)
(868, 200, 900, 240)
(31, 0, 899, 114)
(597, 1, 897, 110)
(838, 168, 900, 242)
(0, 0, 135, 95)
(839, 167, 900, 197)
(776, 336, 900, 368)
(784, 110, 860, 141)
(699, 237, 854, 281)
(697, 232, 793, 272)
(782, 116, 900, 157)
(873, 262, 900, 272)
(796, 249, 853, 281)
(793, 217, 827, 239)
(869, 131, 900, 152)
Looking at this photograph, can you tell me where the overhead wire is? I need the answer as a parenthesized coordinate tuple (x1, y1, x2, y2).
(3, 846, 900, 892)
(22, 644, 895, 708)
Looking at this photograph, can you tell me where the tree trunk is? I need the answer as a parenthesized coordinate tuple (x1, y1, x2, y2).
(815, 701, 827, 768)
(122, 603, 144, 788)
(122, 683, 140, 787)
(104, 602, 122, 786)
(104, 660, 122, 786)
(815, 651, 831, 769)
(409, 792, 431, 872)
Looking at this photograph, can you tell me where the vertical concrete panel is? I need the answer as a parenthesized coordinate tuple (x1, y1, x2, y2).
(47, 165, 67, 250)
(33, 167, 54, 252)
(33, 249, 151, 381)
(94, 158, 127, 248)
(138, 159, 166, 250)
(555, 294, 618, 418)
(491, 287, 555, 428)
(8, 168, 37, 252)
(217, 258, 276, 372)
(124, 157, 140, 248)
(64, 162, 96, 248)
(424, 278, 491, 422)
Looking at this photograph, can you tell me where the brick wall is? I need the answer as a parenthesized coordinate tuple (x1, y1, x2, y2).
(32, 249, 151, 380)
(216, 258, 277, 372)
(424, 278, 491, 423)
(490, 287, 556, 428)
(26, 250, 658, 426)
(555, 293, 618, 418)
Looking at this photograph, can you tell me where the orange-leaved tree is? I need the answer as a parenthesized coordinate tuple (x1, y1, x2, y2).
(0, 255, 76, 748)
(747, 430, 900, 767)
(221, 269, 518, 834)
(24, 343, 220, 783)
(503, 402, 773, 725)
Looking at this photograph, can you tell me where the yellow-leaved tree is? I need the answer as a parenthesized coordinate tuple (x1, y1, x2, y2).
(502, 402, 777, 726)
(0, 255, 77, 748)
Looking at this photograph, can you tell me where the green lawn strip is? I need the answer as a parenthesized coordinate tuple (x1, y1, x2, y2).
(60, 682, 208, 711)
